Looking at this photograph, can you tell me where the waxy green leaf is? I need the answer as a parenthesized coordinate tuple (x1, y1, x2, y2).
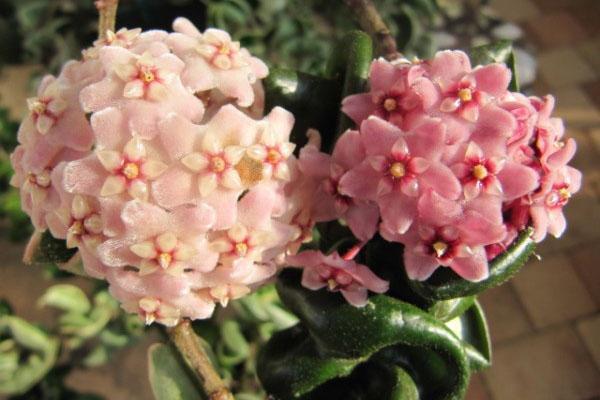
(257, 270, 473, 400)
(264, 31, 373, 152)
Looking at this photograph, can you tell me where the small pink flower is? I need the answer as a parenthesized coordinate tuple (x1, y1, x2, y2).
(47, 194, 105, 250)
(403, 224, 491, 282)
(138, 297, 181, 326)
(96, 136, 168, 199)
(452, 141, 505, 200)
(342, 58, 439, 127)
(168, 18, 268, 107)
(287, 250, 389, 307)
(299, 129, 380, 241)
(26, 80, 68, 135)
(113, 52, 174, 101)
(438, 75, 486, 122)
(246, 109, 296, 181)
(97, 200, 217, 276)
(530, 166, 582, 242)
(339, 117, 460, 234)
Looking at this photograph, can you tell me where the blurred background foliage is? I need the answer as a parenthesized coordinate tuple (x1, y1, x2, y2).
(0, 0, 531, 75)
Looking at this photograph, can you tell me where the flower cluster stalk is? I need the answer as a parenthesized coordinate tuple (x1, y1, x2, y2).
(97, 0, 120, 39)
(167, 320, 234, 400)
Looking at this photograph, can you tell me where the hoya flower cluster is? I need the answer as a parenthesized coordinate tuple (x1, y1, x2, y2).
(10, 18, 303, 326)
(293, 50, 580, 298)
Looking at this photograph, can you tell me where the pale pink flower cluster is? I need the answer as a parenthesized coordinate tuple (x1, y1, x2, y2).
(292, 51, 580, 294)
(11, 19, 305, 326)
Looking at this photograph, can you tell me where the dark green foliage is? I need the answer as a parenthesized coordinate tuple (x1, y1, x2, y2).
(32, 231, 77, 265)
(0, 0, 204, 73)
(257, 270, 491, 400)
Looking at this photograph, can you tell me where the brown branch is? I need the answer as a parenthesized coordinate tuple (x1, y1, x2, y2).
(96, 0, 120, 39)
(343, 0, 402, 61)
(167, 320, 234, 400)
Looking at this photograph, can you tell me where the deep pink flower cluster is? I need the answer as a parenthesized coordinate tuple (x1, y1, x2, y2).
(292, 51, 580, 294)
(11, 19, 306, 326)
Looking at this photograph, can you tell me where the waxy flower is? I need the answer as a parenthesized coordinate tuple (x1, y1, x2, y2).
(429, 51, 511, 123)
(168, 17, 268, 107)
(451, 141, 539, 201)
(11, 19, 304, 325)
(302, 49, 582, 289)
(62, 107, 171, 202)
(298, 129, 380, 241)
(529, 166, 582, 242)
(152, 105, 295, 229)
(339, 116, 460, 235)
(26, 80, 67, 135)
(97, 200, 217, 275)
(342, 58, 439, 128)
(287, 250, 389, 307)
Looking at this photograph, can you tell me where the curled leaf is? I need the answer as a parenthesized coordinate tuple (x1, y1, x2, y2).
(257, 270, 473, 399)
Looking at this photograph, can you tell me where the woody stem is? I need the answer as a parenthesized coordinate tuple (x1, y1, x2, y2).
(167, 319, 234, 400)
(342, 0, 402, 60)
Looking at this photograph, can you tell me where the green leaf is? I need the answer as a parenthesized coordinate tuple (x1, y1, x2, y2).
(38, 284, 91, 314)
(147, 343, 203, 400)
(264, 68, 342, 150)
(325, 31, 373, 138)
(217, 321, 250, 367)
(257, 270, 472, 399)
(264, 31, 373, 152)
(444, 301, 491, 372)
(428, 296, 475, 322)
(469, 40, 519, 91)
(0, 316, 59, 395)
(82, 345, 110, 368)
(32, 231, 77, 265)
(408, 228, 535, 301)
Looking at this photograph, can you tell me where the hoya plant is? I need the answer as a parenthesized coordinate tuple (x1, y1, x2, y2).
(3, 0, 580, 399)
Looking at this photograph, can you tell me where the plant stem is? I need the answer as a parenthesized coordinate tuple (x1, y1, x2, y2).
(343, 0, 402, 60)
(167, 319, 234, 400)
(96, 0, 119, 39)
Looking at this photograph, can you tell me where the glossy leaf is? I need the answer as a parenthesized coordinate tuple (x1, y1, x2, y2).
(444, 301, 491, 372)
(257, 270, 472, 400)
(325, 31, 373, 138)
(264, 31, 373, 152)
(428, 296, 475, 322)
(469, 40, 519, 91)
(147, 343, 203, 400)
(264, 68, 341, 150)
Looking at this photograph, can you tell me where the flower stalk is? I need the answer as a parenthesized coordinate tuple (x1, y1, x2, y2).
(342, 0, 401, 60)
(167, 319, 234, 400)
(96, 0, 119, 39)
